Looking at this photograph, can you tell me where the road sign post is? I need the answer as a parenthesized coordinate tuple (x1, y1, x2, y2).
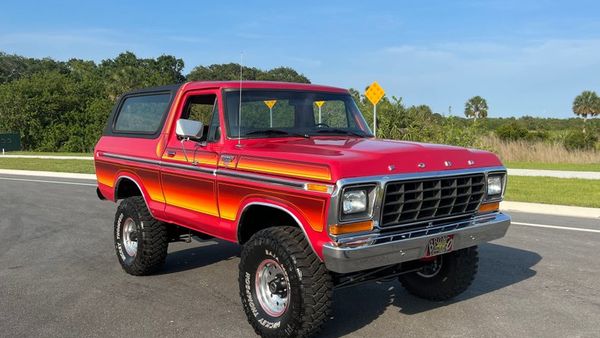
(314, 101, 325, 123)
(263, 100, 277, 127)
(374, 104, 377, 137)
(364, 81, 385, 138)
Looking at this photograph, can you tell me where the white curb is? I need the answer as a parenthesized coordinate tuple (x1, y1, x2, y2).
(501, 201, 600, 219)
(0, 155, 93, 160)
(0, 169, 96, 180)
(508, 168, 600, 180)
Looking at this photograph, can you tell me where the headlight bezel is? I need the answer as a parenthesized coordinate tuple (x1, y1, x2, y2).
(339, 184, 377, 222)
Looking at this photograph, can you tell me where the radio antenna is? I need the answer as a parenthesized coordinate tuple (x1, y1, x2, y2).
(237, 53, 243, 147)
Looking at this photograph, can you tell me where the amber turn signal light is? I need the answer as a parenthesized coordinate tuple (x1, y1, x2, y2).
(305, 183, 333, 193)
(478, 201, 500, 214)
(330, 220, 374, 235)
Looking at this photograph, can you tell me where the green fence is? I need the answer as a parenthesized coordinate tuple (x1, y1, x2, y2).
(0, 133, 21, 151)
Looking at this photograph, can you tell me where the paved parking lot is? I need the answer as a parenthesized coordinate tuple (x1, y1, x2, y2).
(1, 175, 599, 337)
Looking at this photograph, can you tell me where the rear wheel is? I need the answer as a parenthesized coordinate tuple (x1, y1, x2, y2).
(114, 196, 168, 275)
(239, 227, 333, 337)
(399, 246, 478, 301)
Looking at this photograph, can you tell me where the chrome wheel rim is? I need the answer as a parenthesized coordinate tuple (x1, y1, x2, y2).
(417, 256, 443, 278)
(255, 259, 290, 317)
(122, 218, 138, 257)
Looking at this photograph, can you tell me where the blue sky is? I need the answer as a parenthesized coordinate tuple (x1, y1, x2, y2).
(1, 0, 600, 118)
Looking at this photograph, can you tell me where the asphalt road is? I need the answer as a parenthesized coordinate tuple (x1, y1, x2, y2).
(1, 175, 599, 338)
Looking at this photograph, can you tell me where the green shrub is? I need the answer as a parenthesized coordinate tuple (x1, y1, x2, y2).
(495, 122, 529, 141)
(564, 130, 598, 150)
(526, 130, 550, 142)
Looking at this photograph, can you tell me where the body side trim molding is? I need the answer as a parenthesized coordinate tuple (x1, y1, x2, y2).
(101, 152, 162, 166)
(218, 168, 306, 189)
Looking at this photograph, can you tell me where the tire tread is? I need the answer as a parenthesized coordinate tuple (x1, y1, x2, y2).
(116, 196, 168, 276)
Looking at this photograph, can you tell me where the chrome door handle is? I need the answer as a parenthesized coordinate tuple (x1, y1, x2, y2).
(167, 150, 176, 157)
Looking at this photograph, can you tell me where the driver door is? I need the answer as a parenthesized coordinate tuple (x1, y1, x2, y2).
(160, 89, 225, 237)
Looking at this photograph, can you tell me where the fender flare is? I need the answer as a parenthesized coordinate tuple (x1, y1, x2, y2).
(113, 172, 154, 218)
(236, 198, 322, 260)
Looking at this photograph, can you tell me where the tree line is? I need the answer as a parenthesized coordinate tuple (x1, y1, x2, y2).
(0, 51, 598, 152)
(0, 52, 309, 152)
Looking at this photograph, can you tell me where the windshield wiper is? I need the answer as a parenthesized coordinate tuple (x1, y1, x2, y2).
(313, 128, 368, 137)
(244, 129, 309, 138)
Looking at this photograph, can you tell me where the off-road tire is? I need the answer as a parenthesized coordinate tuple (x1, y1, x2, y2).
(114, 196, 168, 275)
(239, 227, 333, 338)
(399, 246, 479, 301)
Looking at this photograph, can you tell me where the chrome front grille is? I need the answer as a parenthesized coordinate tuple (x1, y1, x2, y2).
(381, 173, 485, 228)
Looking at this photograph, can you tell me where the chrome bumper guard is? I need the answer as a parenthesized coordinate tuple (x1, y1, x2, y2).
(322, 212, 511, 273)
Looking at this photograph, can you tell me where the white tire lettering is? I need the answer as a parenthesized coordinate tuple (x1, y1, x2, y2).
(116, 213, 126, 260)
(245, 272, 259, 317)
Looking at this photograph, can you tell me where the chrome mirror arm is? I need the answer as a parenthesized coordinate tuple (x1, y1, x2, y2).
(180, 138, 190, 162)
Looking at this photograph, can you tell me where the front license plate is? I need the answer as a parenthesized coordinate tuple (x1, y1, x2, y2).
(425, 234, 454, 257)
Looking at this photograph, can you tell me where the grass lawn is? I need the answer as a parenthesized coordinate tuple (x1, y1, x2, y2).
(505, 176, 600, 208)
(506, 161, 600, 172)
(4, 151, 92, 156)
(0, 158, 95, 174)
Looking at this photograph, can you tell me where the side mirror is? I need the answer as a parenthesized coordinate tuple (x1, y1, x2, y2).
(176, 119, 204, 141)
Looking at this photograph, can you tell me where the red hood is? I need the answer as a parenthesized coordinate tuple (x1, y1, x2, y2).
(235, 137, 503, 181)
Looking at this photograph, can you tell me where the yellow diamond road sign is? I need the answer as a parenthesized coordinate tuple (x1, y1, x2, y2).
(365, 81, 385, 105)
(314, 101, 325, 108)
(263, 100, 277, 109)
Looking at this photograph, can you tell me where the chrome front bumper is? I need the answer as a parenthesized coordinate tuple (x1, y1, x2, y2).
(322, 212, 511, 273)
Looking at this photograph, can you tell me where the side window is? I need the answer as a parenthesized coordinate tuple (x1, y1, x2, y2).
(313, 100, 355, 128)
(114, 93, 171, 133)
(182, 94, 220, 142)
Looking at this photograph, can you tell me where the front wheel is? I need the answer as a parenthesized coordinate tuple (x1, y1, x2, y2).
(239, 227, 332, 337)
(399, 246, 479, 301)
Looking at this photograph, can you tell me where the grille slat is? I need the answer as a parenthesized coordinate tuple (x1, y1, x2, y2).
(381, 173, 485, 228)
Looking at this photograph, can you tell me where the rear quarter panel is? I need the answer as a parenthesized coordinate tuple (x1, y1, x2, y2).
(94, 135, 167, 219)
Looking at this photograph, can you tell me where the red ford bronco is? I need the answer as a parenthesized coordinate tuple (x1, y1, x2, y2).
(94, 81, 510, 337)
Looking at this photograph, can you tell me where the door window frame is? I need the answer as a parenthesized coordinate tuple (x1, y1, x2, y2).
(175, 89, 224, 144)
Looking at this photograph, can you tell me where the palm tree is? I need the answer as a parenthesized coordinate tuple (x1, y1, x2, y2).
(464, 96, 488, 120)
(572, 90, 600, 133)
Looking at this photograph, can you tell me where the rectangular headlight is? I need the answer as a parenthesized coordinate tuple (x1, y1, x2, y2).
(342, 189, 367, 214)
(487, 175, 503, 197)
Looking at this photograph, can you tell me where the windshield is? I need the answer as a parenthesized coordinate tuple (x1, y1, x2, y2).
(225, 90, 373, 138)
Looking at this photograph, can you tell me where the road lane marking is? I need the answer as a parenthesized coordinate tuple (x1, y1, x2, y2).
(513, 221, 600, 234)
(0, 176, 96, 187)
